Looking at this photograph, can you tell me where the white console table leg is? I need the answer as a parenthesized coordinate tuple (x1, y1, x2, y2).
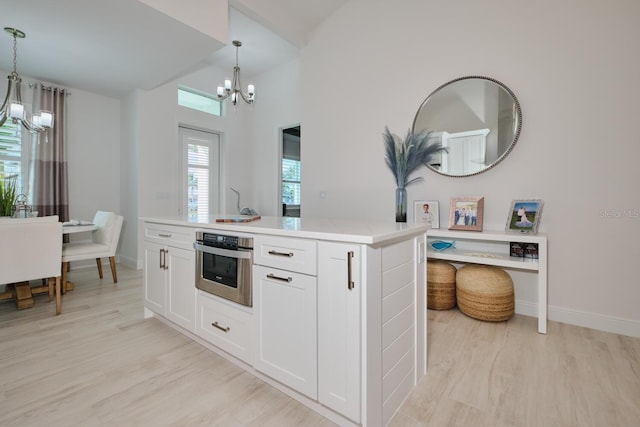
(538, 239, 548, 334)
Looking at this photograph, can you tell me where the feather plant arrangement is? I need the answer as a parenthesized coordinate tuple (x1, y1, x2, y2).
(383, 126, 446, 222)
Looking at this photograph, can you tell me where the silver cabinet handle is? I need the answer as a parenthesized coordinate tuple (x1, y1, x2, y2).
(347, 251, 355, 290)
(211, 321, 230, 332)
(159, 233, 172, 238)
(268, 250, 294, 257)
(194, 243, 252, 259)
(159, 248, 165, 269)
(163, 249, 169, 270)
(266, 273, 292, 283)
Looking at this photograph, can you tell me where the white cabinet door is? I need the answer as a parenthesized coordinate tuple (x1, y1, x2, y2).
(318, 242, 361, 423)
(166, 246, 196, 332)
(144, 241, 167, 315)
(253, 265, 317, 399)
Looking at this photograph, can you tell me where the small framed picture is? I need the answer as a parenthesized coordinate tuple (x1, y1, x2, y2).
(448, 196, 484, 231)
(414, 200, 439, 228)
(506, 199, 543, 234)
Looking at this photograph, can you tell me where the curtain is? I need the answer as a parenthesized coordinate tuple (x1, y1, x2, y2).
(29, 84, 69, 222)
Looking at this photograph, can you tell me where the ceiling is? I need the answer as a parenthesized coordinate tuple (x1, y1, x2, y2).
(0, 0, 348, 99)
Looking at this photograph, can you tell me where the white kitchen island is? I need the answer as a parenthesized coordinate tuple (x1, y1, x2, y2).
(141, 215, 428, 427)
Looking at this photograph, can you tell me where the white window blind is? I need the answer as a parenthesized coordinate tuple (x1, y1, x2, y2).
(187, 144, 209, 218)
(282, 158, 301, 205)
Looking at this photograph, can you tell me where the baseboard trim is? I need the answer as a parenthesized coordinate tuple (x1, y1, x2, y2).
(515, 299, 640, 338)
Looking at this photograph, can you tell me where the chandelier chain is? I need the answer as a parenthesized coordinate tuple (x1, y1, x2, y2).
(12, 31, 17, 74)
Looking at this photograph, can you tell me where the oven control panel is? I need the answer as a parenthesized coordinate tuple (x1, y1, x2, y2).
(201, 233, 238, 249)
(197, 232, 253, 250)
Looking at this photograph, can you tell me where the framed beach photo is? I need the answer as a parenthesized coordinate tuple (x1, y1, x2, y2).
(414, 200, 439, 228)
(506, 199, 543, 234)
(448, 197, 484, 231)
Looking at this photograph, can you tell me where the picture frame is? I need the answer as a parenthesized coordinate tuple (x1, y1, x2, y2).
(414, 200, 439, 228)
(506, 199, 544, 234)
(448, 197, 484, 231)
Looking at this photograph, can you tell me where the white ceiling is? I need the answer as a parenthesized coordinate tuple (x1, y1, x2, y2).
(0, 0, 347, 99)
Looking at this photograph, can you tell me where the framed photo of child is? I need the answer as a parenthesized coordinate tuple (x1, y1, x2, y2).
(506, 199, 543, 234)
(414, 200, 439, 228)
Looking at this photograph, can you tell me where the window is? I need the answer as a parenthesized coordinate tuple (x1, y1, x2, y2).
(178, 86, 222, 116)
(282, 158, 301, 205)
(0, 121, 25, 195)
(281, 126, 301, 217)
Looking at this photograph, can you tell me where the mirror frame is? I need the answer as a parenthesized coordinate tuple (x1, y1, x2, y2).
(412, 75, 522, 177)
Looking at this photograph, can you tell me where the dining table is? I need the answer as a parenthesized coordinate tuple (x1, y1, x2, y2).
(62, 221, 98, 234)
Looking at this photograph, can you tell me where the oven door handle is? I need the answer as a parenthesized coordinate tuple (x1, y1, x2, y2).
(194, 242, 252, 260)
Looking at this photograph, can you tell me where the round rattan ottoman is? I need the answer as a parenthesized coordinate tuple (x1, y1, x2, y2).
(456, 264, 514, 322)
(427, 260, 457, 310)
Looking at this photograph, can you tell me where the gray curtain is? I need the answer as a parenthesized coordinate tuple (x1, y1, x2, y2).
(30, 84, 69, 222)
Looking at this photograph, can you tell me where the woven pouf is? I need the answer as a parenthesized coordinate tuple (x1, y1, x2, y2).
(427, 260, 457, 310)
(456, 264, 514, 322)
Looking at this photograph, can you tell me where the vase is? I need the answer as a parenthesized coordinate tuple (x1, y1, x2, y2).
(395, 187, 407, 222)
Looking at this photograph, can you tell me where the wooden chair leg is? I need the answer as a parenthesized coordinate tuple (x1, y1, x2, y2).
(48, 277, 54, 302)
(61, 261, 69, 294)
(55, 276, 61, 315)
(109, 256, 118, 285)
(96, 258, 103, 279)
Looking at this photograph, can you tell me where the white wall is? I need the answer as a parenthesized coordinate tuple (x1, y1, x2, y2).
(65, 89, 121, 225)
(249, 59, 302, 216)
(300, 0, 640, 335)
(115, 60, 268, 268)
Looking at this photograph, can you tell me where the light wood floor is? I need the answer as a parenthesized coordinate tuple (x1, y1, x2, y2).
(0, 266, 638, 427)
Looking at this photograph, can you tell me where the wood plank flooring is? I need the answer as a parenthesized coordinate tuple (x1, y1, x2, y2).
(1, 265, 639, 426)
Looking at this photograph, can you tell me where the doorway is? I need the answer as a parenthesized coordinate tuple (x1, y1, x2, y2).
(280, 126, 300, 217)
(179, 126, 220, 219)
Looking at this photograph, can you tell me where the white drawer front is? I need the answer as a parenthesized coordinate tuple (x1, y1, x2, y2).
(196, 293, 253, 363)
(144, 223, 195, 249)
(254, 235, 317, 275)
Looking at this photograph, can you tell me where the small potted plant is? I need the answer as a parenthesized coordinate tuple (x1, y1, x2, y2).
(383, 127, 445, 222)
(0, 174, 18, 216)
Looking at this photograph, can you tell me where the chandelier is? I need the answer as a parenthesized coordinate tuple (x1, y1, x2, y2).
(0, 27, 54, 133)
(216, 40, 255, 106)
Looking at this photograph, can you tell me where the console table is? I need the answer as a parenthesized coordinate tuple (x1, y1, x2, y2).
(427, 229, 548, 334)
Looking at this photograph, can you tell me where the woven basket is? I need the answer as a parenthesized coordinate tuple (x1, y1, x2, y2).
(456, 264, 514, 322)
(427, 260, 457, 310)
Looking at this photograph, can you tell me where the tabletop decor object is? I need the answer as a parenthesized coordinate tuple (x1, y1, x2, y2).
(506, 199, 543, 234)
(414, 199, 439, 228)
(430, 240, 456, 251)
(448, 196, 484, 231)
(383, 127, 445, 222)
(0, 174, 17, 216)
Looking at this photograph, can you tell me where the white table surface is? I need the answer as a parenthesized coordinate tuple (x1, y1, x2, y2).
(62, 223, 97, 234)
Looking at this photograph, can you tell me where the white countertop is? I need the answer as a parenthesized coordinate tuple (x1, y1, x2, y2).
(141, 215, 428, 245)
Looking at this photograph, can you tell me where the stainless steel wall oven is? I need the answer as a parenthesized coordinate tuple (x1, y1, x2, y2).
(194, 231, 253, 307)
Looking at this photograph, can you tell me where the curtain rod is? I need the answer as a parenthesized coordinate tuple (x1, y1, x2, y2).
(28, 82, 71, 95)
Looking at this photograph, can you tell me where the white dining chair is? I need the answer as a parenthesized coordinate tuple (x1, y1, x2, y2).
(61, 211, 124, 288)
(0, 216, 63, 314)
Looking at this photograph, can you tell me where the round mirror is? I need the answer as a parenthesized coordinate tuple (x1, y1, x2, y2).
(412, 76, 522, 177)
